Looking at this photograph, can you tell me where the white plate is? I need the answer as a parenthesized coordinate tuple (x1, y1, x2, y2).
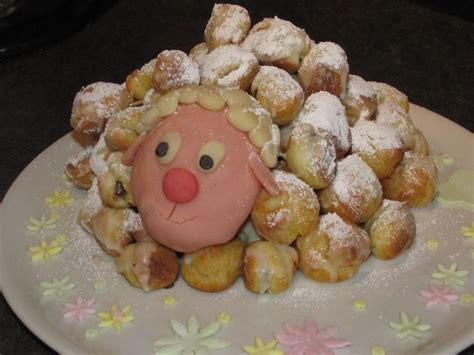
(1, 104, 473, 355)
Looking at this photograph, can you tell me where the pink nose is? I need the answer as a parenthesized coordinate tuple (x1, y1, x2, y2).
(162, 168, 199, 203)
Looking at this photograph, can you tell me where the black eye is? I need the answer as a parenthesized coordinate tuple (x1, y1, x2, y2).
(155, 142, 169, 157)
(199, 155, 214, 170)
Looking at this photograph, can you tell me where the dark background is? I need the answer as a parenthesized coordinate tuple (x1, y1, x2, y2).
(1, 0, 473, 353)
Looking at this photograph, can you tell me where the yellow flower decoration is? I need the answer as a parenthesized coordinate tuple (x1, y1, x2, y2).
(244, 337, 284, 355)
(26, 212, 60, 231)
(460, 293, 474, 304)
(372, 346, 386, 355)
(217, 312, 230, 325)
(352, 299, 367, 310)
(97, 304, 135, 330)
(28, 234, 66, 261)
(460, 222, 474, 238)
(425, 239, 439, 250)
(45, 189, 74, 208)
(163, 296, 176, 305)
(98, 304, 135, 331)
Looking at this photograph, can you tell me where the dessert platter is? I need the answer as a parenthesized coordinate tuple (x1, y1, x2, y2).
(1, 4, 473, 354)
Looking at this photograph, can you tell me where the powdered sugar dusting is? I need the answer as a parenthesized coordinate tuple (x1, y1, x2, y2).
(312, 42, 348, 70)
(156, 50, 200, 89)
(66, 146, 93, 166)
(320, 212, 370, 254)
(295, 91, 351, 153)
(89, 135, 109, 177)
(351, 119, 404, 157)
(210, 4, 250, 43)
(81, 178, 103, 216)
(331, 155, 382, 206)
(273, 170, 318, 210)
(72, 82, 127, 120)
(200, 45, 258, 87)
(242, 17, 309, 62)
(347, 74, 376, 102)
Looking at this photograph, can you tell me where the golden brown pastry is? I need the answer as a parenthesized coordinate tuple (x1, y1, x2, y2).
(104, 106, 147, 152)
(297, 41, 349, 99)
(293, 91, 351, 158)
(286, 123, 336, 189)
(181, 239, 244, 292)
(296, 212, 371, 283)
(364, 200, 416, 260)
(153, 50, 200, 93)
(89, 135, 112, 178)
(204, 3, 251, 50)
(65, 148, 95, 190)
(381, 152, 438, 208)
(70, 82, 132, 136)
(189, 42, 209, 68)
(77, 178, 104, 234)
(251, 65, 304, 125)
(89, 207, 142, 257)
(251, 170, 320, 245)
(350, 119, 404, 179)
(115, 240, 179, 291)
(126, 58, 157, 100)
(341, 74, 377, 126)
(98, 152, 134, 208)
(412, 128, 430, 156)
(200, 45, 259, 90)
(319, 154, 383, 223)
(375, 102, 417, 151)
(242, 17, 311, 73)
(243, 240, 298, 294)
(369, 81, 409, 113)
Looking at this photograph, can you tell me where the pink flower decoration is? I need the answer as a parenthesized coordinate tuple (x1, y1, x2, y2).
(274, 318, 350, 355)
(64, 296, 96, 321)
(419, 285, 459, 311)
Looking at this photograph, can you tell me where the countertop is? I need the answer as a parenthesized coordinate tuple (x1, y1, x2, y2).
(1, 0, 473, 353)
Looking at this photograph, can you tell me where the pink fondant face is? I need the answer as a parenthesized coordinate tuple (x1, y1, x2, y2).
(130, 104, 268, 252)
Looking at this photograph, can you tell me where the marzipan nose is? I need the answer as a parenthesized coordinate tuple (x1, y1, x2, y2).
(162, 168, 199, 203)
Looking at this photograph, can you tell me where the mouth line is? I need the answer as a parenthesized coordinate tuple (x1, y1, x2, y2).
(157, 205, 198, 225)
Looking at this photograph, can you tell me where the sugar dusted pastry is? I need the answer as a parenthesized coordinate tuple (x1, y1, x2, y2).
(381, 152, 438, 208)
(319, 155, 383, 223)
(375, 102, 417, 151)
(65, 147, 95, 189)
(412, 128, 430, 156)
(70, 82, 132, 136)
(89, 207, 142, 257)
(105, 106, 147, 152)
(153, 50, 200, 93)
(115, 240, 179, 291)
(293, 91, 351, 158)
(189, 42, 209, 67)
(296, 213, 371, 283)
(243, 240, 298, 294)
(286, 123, 336, 189)
(369, 81, 409, 113)
(350, 119, 404, 179)
(297, 42, 349, 99)
(204, 3, 251, 50)
(77, 178, 104, 234)
(200, 45, 259, 90)
(341, 74, 377, 126)
(98, 152, 134, 208)
(251, 66, 304, 125)
(242, 17, 311, 73)
(126, 58, 157, 100)
(364, 200, 416, 260)
(251, 170, 319, 245)
(181, 239, 244, 292)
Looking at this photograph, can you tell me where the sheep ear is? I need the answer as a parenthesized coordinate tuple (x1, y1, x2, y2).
(122, 133, 148, 166)
(248, 153, 279, 196)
